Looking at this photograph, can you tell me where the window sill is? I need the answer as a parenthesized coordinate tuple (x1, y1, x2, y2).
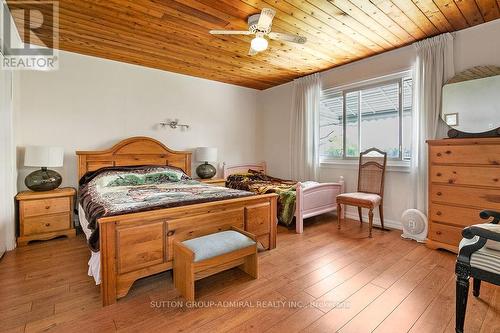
(320, 160, 411, 173)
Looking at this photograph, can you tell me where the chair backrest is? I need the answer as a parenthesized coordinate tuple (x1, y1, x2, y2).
(357, 148, 387, 196)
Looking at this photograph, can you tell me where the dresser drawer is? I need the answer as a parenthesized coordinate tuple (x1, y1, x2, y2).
(23, 213, 70, 235)
(428, 222, 463, 247)
(22, 197, 70, 217)
(430, 184, 500, 209)
(429, 144, 500, 165)
(430, 204, 484, 228)
(430, 165, 500, 188)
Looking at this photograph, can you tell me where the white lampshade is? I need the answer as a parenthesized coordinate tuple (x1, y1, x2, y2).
(24, 146, 64, 168)
(196, 147, 217, 162)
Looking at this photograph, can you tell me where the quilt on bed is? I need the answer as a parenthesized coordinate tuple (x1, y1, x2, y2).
(79, 165, 254, 251)
(225, 170, 298, 226)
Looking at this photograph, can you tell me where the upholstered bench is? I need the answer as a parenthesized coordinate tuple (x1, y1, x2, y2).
(173, 226, 258, 301)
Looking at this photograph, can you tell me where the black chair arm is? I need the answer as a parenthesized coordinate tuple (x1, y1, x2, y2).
(458, 224, 500, 265)
(457, 235, 486, 266)
(480, 210, 500, 224)
(462, 225, 500, 242)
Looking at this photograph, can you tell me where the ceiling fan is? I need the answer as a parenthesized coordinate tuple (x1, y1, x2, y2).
(209, 8, 307, 55)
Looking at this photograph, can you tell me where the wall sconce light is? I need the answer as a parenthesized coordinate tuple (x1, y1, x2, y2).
(159, 119, 190, 130)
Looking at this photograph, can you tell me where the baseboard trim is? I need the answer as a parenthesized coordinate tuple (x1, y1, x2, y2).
(344, 212, 402, 230)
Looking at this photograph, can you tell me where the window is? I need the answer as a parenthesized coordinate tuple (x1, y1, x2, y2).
(320, 73, 413, 162)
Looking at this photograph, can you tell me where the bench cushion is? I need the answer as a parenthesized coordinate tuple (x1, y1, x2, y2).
(182, 230, 256, 262)
(337, 192, 382, 208)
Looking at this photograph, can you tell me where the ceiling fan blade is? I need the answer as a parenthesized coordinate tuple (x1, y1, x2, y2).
(257, 8, 276, 30)
(209, 30, 252, 35)
(248, 46, 258, 56)
(268, 32, 307, 44)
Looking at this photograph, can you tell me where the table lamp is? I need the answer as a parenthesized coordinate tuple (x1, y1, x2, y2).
(195, 147, 217, 179)
(24, 146, 64, 191)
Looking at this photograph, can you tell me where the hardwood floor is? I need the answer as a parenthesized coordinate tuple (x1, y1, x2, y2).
(1, 215, 498, 333)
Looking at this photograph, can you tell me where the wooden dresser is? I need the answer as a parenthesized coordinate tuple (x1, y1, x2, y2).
(16, 187, 76, 246)
(426, 138, 500, 253)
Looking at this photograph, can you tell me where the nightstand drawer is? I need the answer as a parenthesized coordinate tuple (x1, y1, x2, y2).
(23, 213, 70, 235)
(22, 197, 70, 217)
(198, 178, 226, 187)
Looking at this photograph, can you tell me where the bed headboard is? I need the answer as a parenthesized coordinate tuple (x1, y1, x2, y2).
(222, 161, 267, 179)
(76, 137, 192, 180)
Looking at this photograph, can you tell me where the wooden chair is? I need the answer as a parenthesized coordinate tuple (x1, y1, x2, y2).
(455, 210, 500, 333)
(173, 226, 258, 301)
(336, 148, 387, 238)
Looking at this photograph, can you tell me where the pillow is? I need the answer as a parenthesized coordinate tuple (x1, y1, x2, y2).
(79, 165, 189, 188)
(106, 170, 185, 187)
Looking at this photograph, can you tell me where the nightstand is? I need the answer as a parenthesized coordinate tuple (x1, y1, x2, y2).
(198, 178, 226, 187)
(16, 187, 76, 246)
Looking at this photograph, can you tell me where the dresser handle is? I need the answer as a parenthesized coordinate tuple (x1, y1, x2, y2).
(437, 153, 442, 157)
(45, 223, 51, 227)
(436, 211, 442, 216)
(45, 205, 50, 209)
(436, 192, 442, 196)
(445, 150, 451, 154)
(436, 173, 442, 176)
(167, 230, 175, 236)
(436, 231, 442, 235)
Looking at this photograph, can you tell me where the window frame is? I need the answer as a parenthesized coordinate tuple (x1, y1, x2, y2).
(319, 71, 413, 163)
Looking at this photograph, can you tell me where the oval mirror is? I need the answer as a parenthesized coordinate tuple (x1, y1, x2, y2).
(441, 66, 500, 138)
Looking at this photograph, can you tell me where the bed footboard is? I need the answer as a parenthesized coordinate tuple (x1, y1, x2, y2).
(295, 177, 345, 233)
(98, 194, 277, 306)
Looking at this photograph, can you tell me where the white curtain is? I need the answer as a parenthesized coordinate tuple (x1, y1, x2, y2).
(412, 33, 455, 214)
(0, 54, 17, 255)
(290, 73, 321, 181)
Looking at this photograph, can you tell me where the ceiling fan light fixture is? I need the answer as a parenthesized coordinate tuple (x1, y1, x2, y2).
(208, 8, 306, 56)
(251, 36, 268, 52)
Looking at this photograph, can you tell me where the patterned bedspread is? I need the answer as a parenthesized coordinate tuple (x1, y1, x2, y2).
(79, 165, 254, 251)
(226, 170, 298, 226)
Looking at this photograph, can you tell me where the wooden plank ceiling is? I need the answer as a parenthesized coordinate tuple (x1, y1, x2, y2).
(7, 0, 500, 89)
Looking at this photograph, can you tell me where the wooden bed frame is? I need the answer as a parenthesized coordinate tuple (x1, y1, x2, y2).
(76, 137, 277, 306)
(223, 162, 345, 234)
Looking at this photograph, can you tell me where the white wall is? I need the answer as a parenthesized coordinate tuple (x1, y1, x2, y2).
(15, 50, 259, 190)
(1, 3, 23, 252)
(257, 19, 500, 228)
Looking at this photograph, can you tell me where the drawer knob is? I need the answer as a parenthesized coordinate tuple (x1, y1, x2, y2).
(436, 173, 442, 177)
(166, 230, 175, 236)
(45, 223, 51, 227)
(45, 206, 50, 209)
(436, 211, 442, 216)
(445, 150, 451, 154)
(436, 231, 442, 235)
(436, 192, 442, 196)
(437, 153, 442, 157)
